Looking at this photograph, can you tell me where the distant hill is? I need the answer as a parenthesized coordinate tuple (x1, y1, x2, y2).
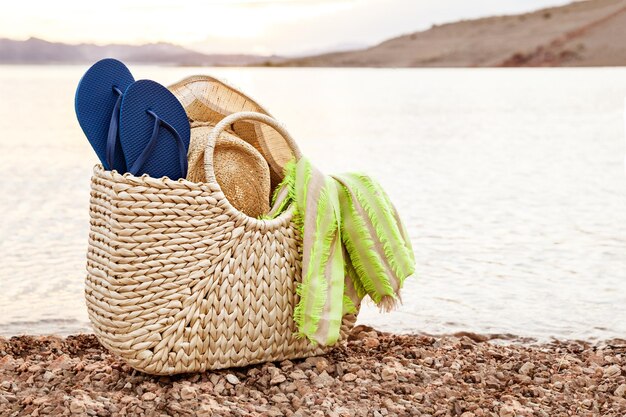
(278, 0, 626, 67)
(6, 0, 626, 68)
(0, 37, 272, 66)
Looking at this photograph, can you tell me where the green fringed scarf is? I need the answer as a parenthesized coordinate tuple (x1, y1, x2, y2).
(267, 157, 415, 346)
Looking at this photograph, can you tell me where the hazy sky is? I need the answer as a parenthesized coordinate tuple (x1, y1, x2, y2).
(1, 0, 574, 55)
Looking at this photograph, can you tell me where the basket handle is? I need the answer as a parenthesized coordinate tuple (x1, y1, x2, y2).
(203, 111, 302, 184)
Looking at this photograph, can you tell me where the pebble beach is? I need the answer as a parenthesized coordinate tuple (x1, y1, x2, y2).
(1, 326, 625, 416)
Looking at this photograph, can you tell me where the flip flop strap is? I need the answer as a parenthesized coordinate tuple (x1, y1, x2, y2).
(105, 86, 124, 170)
(129, 110, 188, 178)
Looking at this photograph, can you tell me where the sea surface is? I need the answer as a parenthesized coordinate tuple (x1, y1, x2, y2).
(0, 65, 625, 342)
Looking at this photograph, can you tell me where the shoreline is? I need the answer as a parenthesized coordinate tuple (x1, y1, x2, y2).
(0, 328, 619, 348)
(1, 326, 625, 416)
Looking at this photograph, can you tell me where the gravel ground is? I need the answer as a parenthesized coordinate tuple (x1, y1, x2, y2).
(1, 326, 625, 416)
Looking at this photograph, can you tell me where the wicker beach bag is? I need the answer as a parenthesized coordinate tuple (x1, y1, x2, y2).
(86, 111, 357, 375)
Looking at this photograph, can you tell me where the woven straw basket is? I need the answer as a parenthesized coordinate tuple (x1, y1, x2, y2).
(86, 111, 357, 375)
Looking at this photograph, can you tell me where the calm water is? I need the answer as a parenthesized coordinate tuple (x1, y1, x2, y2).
(0, 65, 625, 342)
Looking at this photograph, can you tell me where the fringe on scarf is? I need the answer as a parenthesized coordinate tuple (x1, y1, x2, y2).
(269, 157, 415, 345)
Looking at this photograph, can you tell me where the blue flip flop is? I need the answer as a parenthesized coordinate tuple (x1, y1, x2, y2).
(75, 58, 135, 171)
(119, 80, 190, 180)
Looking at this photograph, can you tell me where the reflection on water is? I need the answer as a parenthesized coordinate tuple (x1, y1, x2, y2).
(1, 65, 625, 341)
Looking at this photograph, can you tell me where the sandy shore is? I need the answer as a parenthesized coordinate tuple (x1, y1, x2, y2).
(1, 326, 625, 416)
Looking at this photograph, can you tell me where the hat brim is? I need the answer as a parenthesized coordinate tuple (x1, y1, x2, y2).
(169, 75, 296, 189)
(187, 125, 271, 218)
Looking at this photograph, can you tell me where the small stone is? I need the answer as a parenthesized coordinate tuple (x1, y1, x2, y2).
(142, 392, 156, 401)
(213, 382, 225, 395)
(485, 376, 501, 389)
(168, 401, 185, 413)
(342, 373, 357, 382)
(499, 405, 516, 417)
(381, 367, 397, 381)
(225, 374, 240, 385)
(312, 371, 334, 387)
(460, 337, 476, 349)
(314, 358, 329, 373)
(50, 355, 74, 371)
(289, 369, 308, 380)
(295, 380, 312, 396)
(28, 364, 42, 373)
(92, 372, 106, 381)
(364, 337, 380, 349)
(603, 364, 621, 378)
(304, 357, 330, 372)
(592, 367, 604, 378)
(270, 374, 287, 385)
(266, 406, 284, 417)
(268, 366, 281, 376)
(32, 396, 48, 406)
(280, 360, 294, 370)
(69, 399, 86, 414)
(197, 404, 214, 417)
(42, 371, 54, 382)
(120, 396, 135, 404)
(84, 363, 109, 373)
(180, 386, 197, 400)
(0, 357, 17, 372)
(282, 382, 298, 393)
(271, 393, 290, 403)
(519, 362, 534, 375)
(614, 384, 626, 397)
(2, 394, 17, 403)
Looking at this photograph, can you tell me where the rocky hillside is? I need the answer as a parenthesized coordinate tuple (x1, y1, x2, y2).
(279, 0, 626, 67)
(0, 37, 271, 66)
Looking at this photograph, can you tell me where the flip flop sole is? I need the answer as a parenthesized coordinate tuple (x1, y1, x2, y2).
(119, 80, 190, 180)
(75, 58, 134, 171)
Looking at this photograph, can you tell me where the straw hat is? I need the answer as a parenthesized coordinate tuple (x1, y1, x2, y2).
(169, 75, 297, 190)
(186, 124, 270, 218)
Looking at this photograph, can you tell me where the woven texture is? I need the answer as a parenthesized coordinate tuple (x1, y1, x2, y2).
(86, 165, 356, 375)
(187, 123, 271, 219)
